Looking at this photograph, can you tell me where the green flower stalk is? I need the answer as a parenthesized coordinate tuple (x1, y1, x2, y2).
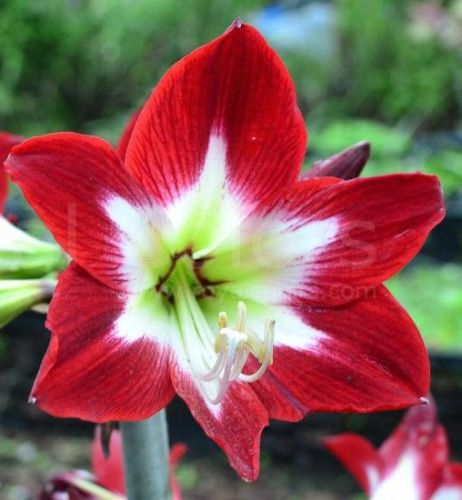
(0, 278, 56, 328)
(0, 217, 66, 279)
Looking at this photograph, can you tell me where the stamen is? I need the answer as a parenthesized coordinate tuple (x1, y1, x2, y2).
(199, 351, 226, 382)
(239, 320, 275, 383)
(199, 301, 275, 404)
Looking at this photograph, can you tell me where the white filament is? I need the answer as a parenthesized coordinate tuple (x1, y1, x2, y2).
(198, 302, 275, 404)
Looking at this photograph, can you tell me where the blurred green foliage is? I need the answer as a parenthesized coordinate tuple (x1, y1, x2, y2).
(329, 0, 462, 128)
(0, 0, 265, 135)
(388, 264, 462, 352)
(307, 119, 462, 195)
(309, 119, 412, 157)
(1, 0, 461, 135)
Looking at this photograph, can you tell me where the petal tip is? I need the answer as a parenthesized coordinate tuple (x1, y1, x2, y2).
(233, 18, 243, 29)
(228, 18, 244, 31)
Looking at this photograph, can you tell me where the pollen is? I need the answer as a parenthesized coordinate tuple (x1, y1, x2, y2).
(199, 301, 275, 404)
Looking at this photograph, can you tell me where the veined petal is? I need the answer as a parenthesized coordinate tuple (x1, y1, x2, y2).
(205, 173, 444, 306)
(32, 263, 174, 422)
(0, 131, 23, 211)
(6, 133, 172, 292)
(169, 347, 268, 481)
(125, 22, 306, 253)
(273, 286, 429, 412)
(205, 286, 429, 418)
(325, 434, 382, 493)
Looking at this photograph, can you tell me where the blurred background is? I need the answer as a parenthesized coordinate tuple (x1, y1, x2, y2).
(1, 0, 461, 498)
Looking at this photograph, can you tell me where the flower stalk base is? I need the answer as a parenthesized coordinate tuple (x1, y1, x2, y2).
(121, 410, 171, 500)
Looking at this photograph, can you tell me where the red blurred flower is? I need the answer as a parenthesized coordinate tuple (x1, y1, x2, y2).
(0, 131, 23, 212)
(326, 399, 462, 499)
(6, 22, 444, 480)
(40, 428, 186, 499)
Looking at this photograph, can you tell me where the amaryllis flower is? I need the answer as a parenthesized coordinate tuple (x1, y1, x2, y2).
(40, 427, 186, 499)
(6, 22, 444, 480)
(326, 399, 462, 499)
(0, 131, 23, 212)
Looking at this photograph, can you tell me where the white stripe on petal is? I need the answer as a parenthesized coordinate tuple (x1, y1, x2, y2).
(203, 212, 339, 304)
(164, 134, 247, 257)
(371, 453, 419, 500)
(104, 197, 172, 292)
(248, 304, 326, 351)
(114, 291, 171, 345)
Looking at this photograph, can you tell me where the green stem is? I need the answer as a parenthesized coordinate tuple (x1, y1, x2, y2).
(120, 410, 171, 500)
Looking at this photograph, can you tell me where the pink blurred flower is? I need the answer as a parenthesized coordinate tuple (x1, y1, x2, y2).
(39, 427, 186, 499)
(326, 399, 462, 499)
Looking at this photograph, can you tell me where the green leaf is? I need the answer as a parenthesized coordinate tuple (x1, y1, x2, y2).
(387, 264, 462, 353)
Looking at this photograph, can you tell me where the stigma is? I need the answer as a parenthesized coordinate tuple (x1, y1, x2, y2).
(199, 301, 275, 404)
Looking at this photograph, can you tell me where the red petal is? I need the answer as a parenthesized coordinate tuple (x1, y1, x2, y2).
(31, 263, 174, 422)
(378, 400, 448, 499)
(264, 173, 444, 306)
(92, 427, 125, 495)
(324, 434, 382, 493)
(301, 141, 370, 180)
(125, 22, 306, 209)
(257, 286, 429, 414)
(248, 368, 306, 422)
(5, 133, 165, 292)
(0, 132, 23, 212)
(169, 361, 268, 481)
(117, 109, 142, 161)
